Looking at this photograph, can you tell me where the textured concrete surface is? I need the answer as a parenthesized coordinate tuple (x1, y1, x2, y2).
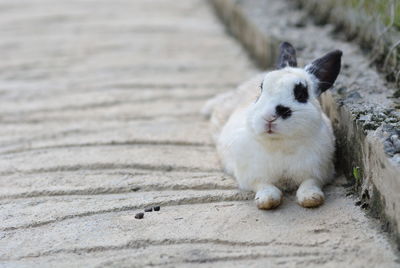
(0, 0, 399, 267)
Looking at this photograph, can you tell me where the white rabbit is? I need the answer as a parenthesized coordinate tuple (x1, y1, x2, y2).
(202, 42, 342, 209)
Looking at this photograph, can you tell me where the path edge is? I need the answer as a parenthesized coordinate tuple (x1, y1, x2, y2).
(210, 0, 400, 247)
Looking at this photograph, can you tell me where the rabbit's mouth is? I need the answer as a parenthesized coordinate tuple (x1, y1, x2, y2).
(266, 122, 277, 134)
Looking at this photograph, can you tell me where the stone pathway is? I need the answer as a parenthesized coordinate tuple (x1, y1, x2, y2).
(0, 0, 398, 267)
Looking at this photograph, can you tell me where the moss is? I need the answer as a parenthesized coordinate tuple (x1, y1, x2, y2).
(353, 166, 361, 182)
(352, 166, 363, 190)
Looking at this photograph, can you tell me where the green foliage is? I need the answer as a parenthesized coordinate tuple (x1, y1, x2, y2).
(353, 166, 362, 183)
(345, 0, 400, 30)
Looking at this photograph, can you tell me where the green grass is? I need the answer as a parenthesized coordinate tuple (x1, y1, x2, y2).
(345, 0, 400, 30)
(353, 166, 362, 183)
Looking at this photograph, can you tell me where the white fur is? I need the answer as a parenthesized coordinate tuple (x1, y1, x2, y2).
(254, 184, 282, 209)
(203, 67, 335, 208)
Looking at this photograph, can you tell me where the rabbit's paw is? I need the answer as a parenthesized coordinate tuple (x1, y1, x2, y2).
(296, 182, 324, 208)
(255, 185, 282, 210)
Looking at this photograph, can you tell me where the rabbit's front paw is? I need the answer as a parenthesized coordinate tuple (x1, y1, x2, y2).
(255, 185, 282, 210)
(296, 184, 324, 208)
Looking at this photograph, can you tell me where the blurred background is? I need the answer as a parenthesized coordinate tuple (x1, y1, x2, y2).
(294, 0, 400, 88)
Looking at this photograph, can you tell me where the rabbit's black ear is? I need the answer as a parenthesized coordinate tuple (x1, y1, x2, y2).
(276, 42, 297, 69)
(305, 50, 342, 95)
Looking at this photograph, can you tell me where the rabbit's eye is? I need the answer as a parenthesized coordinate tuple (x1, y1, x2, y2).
(260, 81, 263, 91)
(294, 83, 308, 103)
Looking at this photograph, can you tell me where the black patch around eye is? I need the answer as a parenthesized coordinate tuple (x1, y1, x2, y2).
(294, 83, 308, 103)
(276, 104, 292, 119)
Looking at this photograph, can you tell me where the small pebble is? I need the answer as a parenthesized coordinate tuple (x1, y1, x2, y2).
(144, 207, 153, 212)
(153, 206, 160, 211)
(135, 212, 144, 219)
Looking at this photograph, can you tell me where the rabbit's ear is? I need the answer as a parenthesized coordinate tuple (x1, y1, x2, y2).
(276, 42, 297, 69)
(305, 50, 342, 95)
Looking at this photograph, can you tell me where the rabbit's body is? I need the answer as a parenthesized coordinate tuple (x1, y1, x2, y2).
(203, 43, 342, 209)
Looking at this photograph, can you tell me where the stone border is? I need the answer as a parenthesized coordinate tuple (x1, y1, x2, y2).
(210, 0, 400, 245)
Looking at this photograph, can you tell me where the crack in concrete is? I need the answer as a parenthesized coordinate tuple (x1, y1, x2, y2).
(0, 95, 214, 116)
(0, 140, 213, 155)
(0, 183, 237, 200)
(4, 238, 275, 260)
(0, 163, 221, 176)
(0, 113, 202, 125)
(3, 237, 333, 261)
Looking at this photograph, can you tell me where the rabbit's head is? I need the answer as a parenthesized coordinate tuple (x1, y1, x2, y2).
(247, 42, 342, 140)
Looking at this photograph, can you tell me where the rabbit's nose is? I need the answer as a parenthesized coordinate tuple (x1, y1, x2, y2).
(275, 104, 292, 119)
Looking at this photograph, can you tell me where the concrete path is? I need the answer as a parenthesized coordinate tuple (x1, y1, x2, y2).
(0, 0, 398, 267)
